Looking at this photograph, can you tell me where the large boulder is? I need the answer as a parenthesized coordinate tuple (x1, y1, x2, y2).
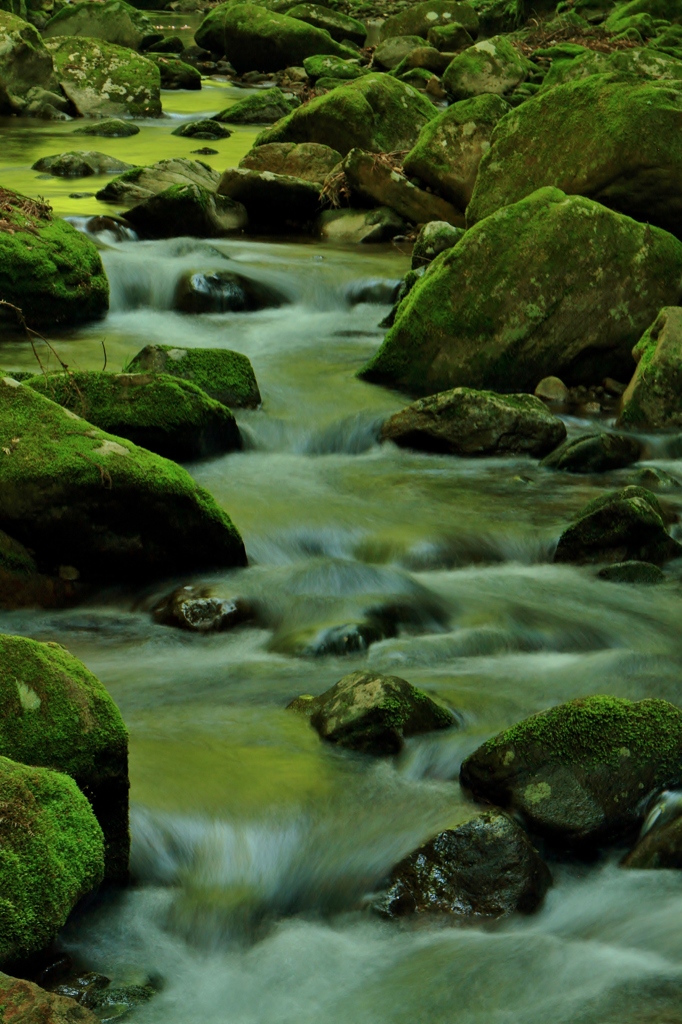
(288, 670, 455, 755)
(45, 35, 161, 118)
(123, 183, 247, 238)
(540, 432, 643, 473)
(149, 53, 201, 89)
(32, 150, 134, 177)
(402, 93, 510, 212)
(217, 167, 321, 231)
(43, 0, 158, 50)
(239, 141, 340, 181)
(0, 376, 246, 582)
(194, 2, 357, 73)
(618, 307, 682, 428)
(254, 73, 437, 155)
(342, 148, 463, 226)
(0, 973, 99, 1023)
(553, 486, 682, 565)
(0, 634, 128, 882)
(376, 810, 551, 918)
(442, 35, 531, 101)
(539, 46, 682, 91)
(287, 3, 366, 45)
(0, 10, 59, 114)
(381, 388, 566, 456)
(0, 756, 104, 963)
(460, 696, 682, 848)
(122, 343, 261, 408)
(27, 371, 242, 461)
(95, 158, 219, 204)
(467, 75, 682, 238)
(0, 187, 108, 329)
(359, 188, 682, 396)
(379, 0, 479, 40)
(214, 86, 297, 124)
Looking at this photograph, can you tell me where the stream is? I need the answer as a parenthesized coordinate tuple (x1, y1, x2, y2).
(3, 39, 682, 1024)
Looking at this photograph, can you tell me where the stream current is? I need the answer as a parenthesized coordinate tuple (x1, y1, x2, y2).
(3, 43, 682, 1024)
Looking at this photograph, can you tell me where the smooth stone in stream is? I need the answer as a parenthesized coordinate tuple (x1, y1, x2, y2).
(0, 972, 100, 1023)
(344, 279, 402, 305)
(372, 35, 426, 69)
(379, 1, 479, 41)
(460, 695, 682, 848)
(627, 466, 681, 490)
(96, 158, 220, 204)
(376, 810, 551, 919)
(124, 183, 247, 238)
(215, 87, 298, 124)
(597, 560, 665, 584)
(239, 141, 341, 182)
(342, 148, 464, 227)
(288, 670, 455, 755)
(217, 167, 322, 231)
(123, 344, 261, 408)
(152, 586, 254, 632)
(535, 375, 570, 403)
(149, 54, 201, 89)
(318, 206, 407, 243)
(31, 151, 134, 177)
(411, 220, 464, 269)
(540, 432, 643, 473)
(172, 119, 231, 139)
(45, 36, 161, 118)
(174, 269, 290, 313)
(0, 11, 60, 116)
(72, 118, 140, 136)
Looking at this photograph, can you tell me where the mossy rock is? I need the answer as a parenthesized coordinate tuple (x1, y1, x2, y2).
(0, 755, 104, 963)
(360, 188, 682, 397)
(43, 0, 157, 50)
(150, 54, 201, 89)
(379, 0, 479, 40)
(619, 306, 682, 428)
(95, 157, 219, 204)
(31, 150, 134, 177)
(254, 72, 437, 155)
(597, 559, 665, 583)
(605, 0, 682, 33)
(442, 34, 532, 100)
(124, 182, 247, 238)
(194, 2, 358, 74)
(411, 220, 464, 268)
(0, 972, 100, 1023)
(172, 118, 231, 139)
(72, 117, 140, 136)
(239, 140, 341, 181)
(217, 166, 322, 231)
(0, 10, 58, 113)
(287, 2, 366, 45)
(122, 343, 261, 408)
(467, 74, 682, 238)
(540, 431, 643, 473)
(0, 376, 246, 582)
(427, 21, 474, 49)
(0, 634, 128, 882)
(302, 53, 368, 79)
(214, 86, 297, 123)
(27, 370, 242, 461)
(372, 34, 425, 69)
(45, 35, 161, 117)
(539, 45, 682, 90)
(0, 187, 108, 329)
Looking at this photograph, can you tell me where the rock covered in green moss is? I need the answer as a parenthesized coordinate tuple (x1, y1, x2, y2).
(254, 72, 436, 155)
(605, 0, 682, 34)
(194, 2, 357, 73)
(381, 388, 566, 456)
(0, 10, 59, 114)
(411, 220, 464, 268)
(0, 973, 100, 1023)
(389, 44, 452, 77)
(467, 76, 682, 237)
(217, 166, 322, 231)
(597, 560, 665, 583)
(442, 34, 531, 100)
(540, 46, 682, 91)
(403, 93, 509, 211)
(149, 53, 201, 89)
(427, 21, 474, 49)
(303, 53, 367, 80)
(540, 432, 643, 473)
(27, 370, 242, 461)
(172, 118, 231, 139)
(123, 343, 261, 408)
(287, 3, 366, 44)
(214, 86, 297, 124)
(124, 182, 246, 238)
(43, 0, 158, 50)
(0, 755, 104, 963)
(96, 157, 219, 204)
(0, 634, 128, 881)
(288, 670, 455, 755)
(380, 0, 478, 40)
(618, 307, 682, 428)
(0, 376, 246, 581)
(373, 34, 425, 69)
(376, 810, 551, 918)
(32, 151, 134, 177)
(45, 35, 161, 118)
(554, 485, 682, 565)
(460, 695, 682, 847)
(0, 188, 108, 329)
(360, 188, 682, 396)
(72, 117, 139, 136)
(343, 148, 462, 225)
(240, 140, 340, 182)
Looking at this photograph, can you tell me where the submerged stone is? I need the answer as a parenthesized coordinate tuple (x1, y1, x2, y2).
(123, 344, 261, 408)
(597, 560, 665, 584)
(540, 432, 643, 473)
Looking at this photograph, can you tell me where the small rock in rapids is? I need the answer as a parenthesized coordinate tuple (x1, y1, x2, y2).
(597, 560, 665, 584)
(541, 432, 643, 473)
(152, 586, 253, 632)
(174, 269, 289, 313)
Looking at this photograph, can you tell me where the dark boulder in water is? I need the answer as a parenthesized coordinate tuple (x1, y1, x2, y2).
(172, 118, 231, 139)
(541, 432, 643, 473)
(174, 269, 290, 313)
(124, 183, 247, 239)
(32, 151, 134, 177)
(597, 560, 665, 584)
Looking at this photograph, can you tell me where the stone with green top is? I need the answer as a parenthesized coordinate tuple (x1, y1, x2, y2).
(597, 560, 665, 583)
(303, 53, 368, 79)
(214, 86, 297, 123)
(618, 307, 682, 429)
(72, 118, 140, 136)
(442, 34, 532, 101)
(605, 0, 682, 34)
(43, 0, 158, 50)
(379, 0, 479, 40)
(540, 432, 643, 473)
(172, 118, 231, 139)
(240, 141, 341, 182)
(149, 54, 201, 89)
(411, 220, 464, 268)
(287, 3, 366, 44)
(539, 45, 682, 91)
(0, 11, 58, 114)
(123, 343, 261, 408)
(372, 34, 425, 69)
(96, 158, 219, 204)
(32, 151, 134, 177)
(46, 35, 161, 118)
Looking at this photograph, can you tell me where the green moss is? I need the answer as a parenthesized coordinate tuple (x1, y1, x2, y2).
(72, 117, 140, 137)
(46, 35, 161, 118)
(442, 34, 531, 101)
(214, 86, 296, 124)
(122, 344, 261, 408)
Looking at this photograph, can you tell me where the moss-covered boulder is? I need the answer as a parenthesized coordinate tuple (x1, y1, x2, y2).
(123, 343, 261, 408)
(376, 810, 551, 918)
(0, 376, 246, 581)
(32, 150, 134, 177)
(380, 0, 478, 40)
(343, 148, 463, 226)
(553, 485, 682, 565)
(96, 157, 219, 204)
(540, 432, 643, 473)
(0, 10, 58, 114)
(539, 45, 682, 91)
(0, 973, 99, 1023)
(288, 670, 455, 755)
(194, 2, 357, 73)
(597, 560, 665, 583)
(0, 634, 128, 882)
(411, 220, 464, 268)
(72, 117, 139, 136)
(0, 188, 108, 329)
(360, 188, 682, 397)
(0, 755, 104, 963)
(45, 35, 161, 118)
(214, 86, 297, 123)
(172, 118, 231, 139)
(427, 21, 474, 49)
(381, 388, 566, 456)
(467, 76, 682, 238)
(27, 370, 242, 461)
(150, 53, 201, 89)
(403, 93, 509, 212)
(124, 182, 247, 238)
(287, 3, 366, 44)
(43, 0, 158, 50)
(605, 0, 682, 34)
(460, 696, 682, 848)
(217, 166, 321, 232)
(303, 53, 368, 80)
(618, 307, 682, 428)
(442, 35, 531, 101)
(373, 34, 425, 69)
(254, 72, 437, 155)
(240, 140, 340, 182)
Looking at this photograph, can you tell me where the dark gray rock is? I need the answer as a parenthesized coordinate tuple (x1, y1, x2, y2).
(541, 432, 643, 473)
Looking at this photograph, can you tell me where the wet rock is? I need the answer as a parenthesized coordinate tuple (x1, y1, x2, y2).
(96, 157, 219, 204)
(403, 94, 510, 212)
(381, 388, 566, 457)
(0, 377, 247, 582)
(619, 307, 682, 429)
(0, 187, 108, 329)
(45, 36, 161, 118)
(191, 146, 218, 155)
(149, 54, 201, 88)
(541, 433, 643, 474)
(443, 35, 531, 101)
(554, 486, 682, 566)
(152, 585, 252, 631)
(379, 0, 479, 41)
(0, 756, 104, 962)
(0, 634, 129, 882)
(145, 34, 184, 53)
(72, 117, 139, 136)
(31, 150, 134, 177)
(390, 45, 453, 77)
(288, 669, 455, 755)
(460, 695, 682, 848)
(27, 370, 242, 461)
(194, 2, 357, 74)
(254, 72, 437, 155)
(174, 268, 290, 312)
(0, 11, 59, 116)
(411, 220, 464, 268)
(172, 118, 231, 139)
(123, 344, 261, 408)
(427, 21, 474, 49)
(125, 182, 247, 238)
(288, 3, 366, 45)
(597, 560, 665, 584)
(539, 45, 682, 91)
(214, 86, 297, 124)
(376, 810, 551, 918)
(240, 140, 340, 182)
(627, 466, 681, 490)
(43, 0, 158, 50)
(303, 53, 368, 80)
(360, 188, 682, 396)
(345, 278, 402, 305)
(0, 972, 99, 1023)
(623, 795, 682, 868)
(302, 617, 396, 656)
(373, 35, 425, 69)
(535, 376, 570, 403)
(343, 148, 464, 227)
(217, 166, 322, 231)
(317, 206, 407, 243)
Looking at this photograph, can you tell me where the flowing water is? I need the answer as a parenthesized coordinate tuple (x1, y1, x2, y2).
(3, 61, 682, 1024)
